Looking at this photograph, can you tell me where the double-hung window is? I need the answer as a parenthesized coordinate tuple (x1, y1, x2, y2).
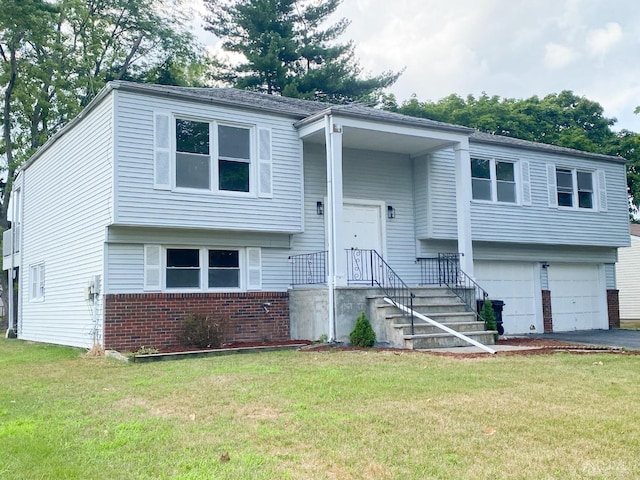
(29, 263, 45, 301)
(218, 125, 251, 192)
(174, 118, 252, 193)
(208, 250, 241, 288)
(166, 248, 201, 288)
(155, 112, 272, 196)
(176, 119, 211, 190)
(165, 248, 240, 290)
(555, 168, 594, 209)
(471, 158, 517, 203)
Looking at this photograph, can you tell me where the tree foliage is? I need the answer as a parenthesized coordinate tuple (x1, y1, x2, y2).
(204, 0, 399, 103)
(0, 0, 203, 328)
(387, 91, 640, 212)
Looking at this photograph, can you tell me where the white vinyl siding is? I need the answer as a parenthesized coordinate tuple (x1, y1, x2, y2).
(115, 91, 300, 233)
(292, 144, 419, 284)
(460, 141, 629, 248)
(616, 236, 640, 320)
(19, 96, 114, 348)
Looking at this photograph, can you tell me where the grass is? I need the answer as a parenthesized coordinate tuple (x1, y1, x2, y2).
(620, 320, 640, 330)
(1, 339, 640, 479)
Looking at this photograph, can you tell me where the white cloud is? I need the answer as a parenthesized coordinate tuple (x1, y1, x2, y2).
(586, 22, 623, 57)
(543, 42, 579, 69)
(192, 0, 640, 131)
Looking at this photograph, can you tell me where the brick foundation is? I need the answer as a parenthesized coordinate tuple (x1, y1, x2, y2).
(542, 290, 553, 333)
(103, 292, 289, 352)
(607, 289, 620, 329)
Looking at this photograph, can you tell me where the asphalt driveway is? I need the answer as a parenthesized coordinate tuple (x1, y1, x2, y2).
(531, 329, 640, 350)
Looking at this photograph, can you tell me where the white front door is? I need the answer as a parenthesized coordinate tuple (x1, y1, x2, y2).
(342, 204, 383, 253)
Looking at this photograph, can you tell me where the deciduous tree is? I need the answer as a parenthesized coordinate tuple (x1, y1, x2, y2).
(388, 91, 640, 213)
(0, 0, 203, 329)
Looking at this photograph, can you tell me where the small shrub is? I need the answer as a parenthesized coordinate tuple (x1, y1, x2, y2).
(178, 314, 227, 349)
(349, 312, 376, 347)
(134, 345, 159, 355)
(317, 333, 328, 344)
(481, 298, 498, 340)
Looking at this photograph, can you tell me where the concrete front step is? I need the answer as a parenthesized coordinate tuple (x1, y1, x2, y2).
(386, 311, 477, 323)
(371, 294, 463, 305)
(404, 331, 498, 349)
(393, 321, 486, 335)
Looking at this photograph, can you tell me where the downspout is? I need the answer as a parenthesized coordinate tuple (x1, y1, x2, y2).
(6, 186, 16, 338)
(324, 114, 336, 342)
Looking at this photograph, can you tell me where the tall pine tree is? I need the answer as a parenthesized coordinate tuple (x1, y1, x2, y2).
(204, 0, 399, 103)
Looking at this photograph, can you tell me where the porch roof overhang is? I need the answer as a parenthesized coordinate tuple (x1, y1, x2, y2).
(295, 106, 474, 156)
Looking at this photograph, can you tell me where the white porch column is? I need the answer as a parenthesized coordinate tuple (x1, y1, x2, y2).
(324, 115, 345, 342)
(454, 140, 474, 276)
(325, 116, 346, 286)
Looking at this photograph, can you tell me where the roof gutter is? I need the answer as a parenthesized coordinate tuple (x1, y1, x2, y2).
(295, 107, 475, 135)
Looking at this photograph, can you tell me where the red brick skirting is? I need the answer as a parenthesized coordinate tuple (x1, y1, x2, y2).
(542, 290, 553, 333)
(103, 292, 289, 352)
(607, 289, 620, 329)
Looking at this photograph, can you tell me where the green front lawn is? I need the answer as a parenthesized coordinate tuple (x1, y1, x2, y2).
(1, 338, 639, 479)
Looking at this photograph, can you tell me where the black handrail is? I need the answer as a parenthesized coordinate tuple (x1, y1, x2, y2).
(416, 254, 489, 323)
(346, 249, 416, 334)
(288, 251, 328, 286)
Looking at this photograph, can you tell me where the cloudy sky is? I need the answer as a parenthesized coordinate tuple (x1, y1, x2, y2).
(192, 0, 640, 132)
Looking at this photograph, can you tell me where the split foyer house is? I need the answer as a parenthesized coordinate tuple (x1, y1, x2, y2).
(3, 81, 630, 351)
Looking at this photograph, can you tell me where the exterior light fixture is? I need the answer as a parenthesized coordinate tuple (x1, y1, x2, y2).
(387, 205, 395, 219)
(541, 262, 549, 269)
(316, 201, 324, 215)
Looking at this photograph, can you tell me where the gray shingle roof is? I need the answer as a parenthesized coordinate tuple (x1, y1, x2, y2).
(111, 81, 474, 134)
(470, 130, 625, 163)
(22, 81, 627, 172)
(114, 82, 624, 162)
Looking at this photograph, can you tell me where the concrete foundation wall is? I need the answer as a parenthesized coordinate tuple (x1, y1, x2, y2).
(289, 287, 383, 343)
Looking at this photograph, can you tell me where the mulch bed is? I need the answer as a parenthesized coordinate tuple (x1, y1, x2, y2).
(299, 337, 638, 359)
(149, 337, 637, 360)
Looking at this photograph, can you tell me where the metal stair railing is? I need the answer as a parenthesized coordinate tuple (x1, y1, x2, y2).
(288, 251, 328, 286)
(416, 253, 489, 324)
(346, 248, 416, 334)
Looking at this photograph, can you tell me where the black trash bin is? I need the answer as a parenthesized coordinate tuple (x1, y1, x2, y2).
(491, 300, 505, 335)
(476, 299, 505, 335)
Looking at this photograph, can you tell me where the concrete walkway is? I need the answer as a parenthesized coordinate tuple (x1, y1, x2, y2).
(530, 329, 640, 350)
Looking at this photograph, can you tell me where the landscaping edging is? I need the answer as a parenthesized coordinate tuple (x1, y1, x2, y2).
(132, 343, 309, 363)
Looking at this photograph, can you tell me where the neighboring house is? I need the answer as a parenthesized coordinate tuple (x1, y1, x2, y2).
(616, 223, 640, 321)
(2, 81, 629, 351)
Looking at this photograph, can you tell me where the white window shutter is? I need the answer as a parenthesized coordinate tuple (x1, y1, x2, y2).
(598, 170, 608, 212)
(520, 160, 531, 206)
(154, 113, 171, 190)
(144, 245, 162, 290)
(246, 247, 262, 290)
(258, 128, 272, 198)
(546, 163, 558, 207)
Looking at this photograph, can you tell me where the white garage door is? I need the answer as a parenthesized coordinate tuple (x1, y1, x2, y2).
(474, 261, 539, 334)
(548, 264, 606, 331)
